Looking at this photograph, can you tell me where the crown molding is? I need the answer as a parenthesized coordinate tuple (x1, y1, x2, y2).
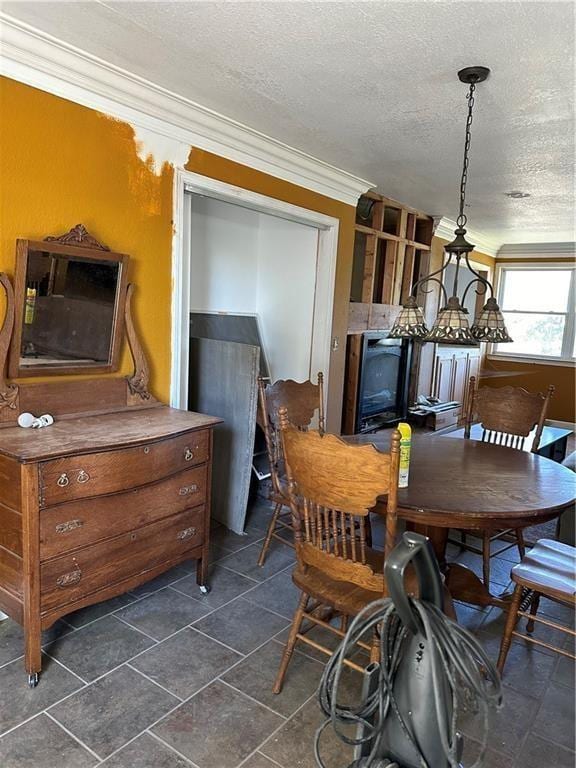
(433, 217, 500, 258)
(0, 13, 374, 206)
(496, 242, 576, 259)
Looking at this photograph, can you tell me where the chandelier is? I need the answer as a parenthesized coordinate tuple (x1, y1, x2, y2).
(390, 67, 512, 345)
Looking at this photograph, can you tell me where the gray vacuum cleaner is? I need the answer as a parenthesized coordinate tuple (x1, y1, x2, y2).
(315, 532, 502, 768)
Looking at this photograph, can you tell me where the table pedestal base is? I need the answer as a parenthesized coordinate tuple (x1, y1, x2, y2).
(411, 523, 510, 609)
(445, 563, 508, 608)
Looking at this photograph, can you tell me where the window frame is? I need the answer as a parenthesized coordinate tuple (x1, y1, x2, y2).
(488, 261, 576, 366)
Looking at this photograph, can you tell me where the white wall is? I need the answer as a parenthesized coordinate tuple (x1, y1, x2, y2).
(443, 263, 478, 316)
(256, 215, 318, 381)
(190, 196, 259, 313)
(189, 195, 319, 381)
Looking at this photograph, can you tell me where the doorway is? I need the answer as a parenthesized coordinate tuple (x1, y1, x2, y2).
(170, 171, 339, 531)
(188, 194, 320, 381)
(170, 170, 340, 410)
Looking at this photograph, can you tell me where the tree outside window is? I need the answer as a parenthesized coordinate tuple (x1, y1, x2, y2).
(493, 266, 575, 362)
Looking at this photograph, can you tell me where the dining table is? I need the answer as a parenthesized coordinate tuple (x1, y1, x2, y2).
(345, 432, 576, 608)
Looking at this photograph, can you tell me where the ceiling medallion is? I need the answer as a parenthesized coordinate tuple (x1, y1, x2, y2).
(391, 66, 512, 346)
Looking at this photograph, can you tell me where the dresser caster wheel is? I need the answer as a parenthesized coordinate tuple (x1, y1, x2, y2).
(199, 585, 211, 595)
(27, 673, 39, 688)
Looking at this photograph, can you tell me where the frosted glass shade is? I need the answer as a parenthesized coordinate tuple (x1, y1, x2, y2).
(425, 297, 475, 345)
(389, 297, 428, 339)
(471, 297, 513, 343)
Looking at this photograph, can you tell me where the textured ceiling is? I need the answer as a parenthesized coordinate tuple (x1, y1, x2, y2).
(4, 1, 575, 243)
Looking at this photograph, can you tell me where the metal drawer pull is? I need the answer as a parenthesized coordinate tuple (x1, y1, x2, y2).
(77, 470, 90, 484)
(179, 484, 198, 496)
(57, 473, 69, 487)
(184, 448, 194, 462)
(55, 519, 84, 534)
(56, 568, 82, 587)
(177, 527, 196, 540)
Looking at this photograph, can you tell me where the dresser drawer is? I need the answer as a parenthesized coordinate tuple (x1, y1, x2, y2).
(40, 465, 208, 560)
(39, 429, 210, 506)
(40, 507, 204, 613)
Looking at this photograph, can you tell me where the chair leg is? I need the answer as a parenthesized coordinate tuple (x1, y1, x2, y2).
(340, 615, 349, 633)
(516, 528, 526, 560)
(497, 583, 523, 675)
(482, 532, 491, 587)
(365, 514, 373, 548)
(370, 627, 381, 664)
(526, 592, 541, 633)
(258, 502, 283, 567)
(273, 592, 309, 694)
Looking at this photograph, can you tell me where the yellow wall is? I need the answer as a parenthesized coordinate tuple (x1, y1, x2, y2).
(183, 150, 356, 428)
(0, 77, 174, 400)
(481, 358, 575, 423)
(0, 77, 356, 427)
(7, 76, 568, 427)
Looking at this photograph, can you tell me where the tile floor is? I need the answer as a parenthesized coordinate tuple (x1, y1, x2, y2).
(0, 497, 574, 768)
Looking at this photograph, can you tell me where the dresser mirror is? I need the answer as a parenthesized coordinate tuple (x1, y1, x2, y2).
(8, 225, 129, 378)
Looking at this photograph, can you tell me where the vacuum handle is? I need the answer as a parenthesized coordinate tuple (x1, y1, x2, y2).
(384, 531, 444, 634)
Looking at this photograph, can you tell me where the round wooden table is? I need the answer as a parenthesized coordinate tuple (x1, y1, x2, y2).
(347, 434, 576, 607)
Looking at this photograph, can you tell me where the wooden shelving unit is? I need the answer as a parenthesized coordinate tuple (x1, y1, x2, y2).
(343, 192, 434, 433)
(349, 191, 434, 333)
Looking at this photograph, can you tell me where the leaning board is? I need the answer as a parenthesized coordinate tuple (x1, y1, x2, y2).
(188, 337, 260, 534)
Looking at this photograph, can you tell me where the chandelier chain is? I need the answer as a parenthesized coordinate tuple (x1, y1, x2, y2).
(457, 82, 476, 228)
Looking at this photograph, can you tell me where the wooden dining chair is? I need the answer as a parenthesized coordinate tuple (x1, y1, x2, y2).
(456, 376, 555, 587)
(256, 373, 325, 567)
(557, 452, 576, 546)
(497, 539, 575, 675)
(272, 411, 401, 693)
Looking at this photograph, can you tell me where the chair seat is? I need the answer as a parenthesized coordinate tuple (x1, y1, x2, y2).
(293, 565, 381, 617)
(270, 487, 289, 506)
(292, 547, 428, 618)
(512, 539, 576, 602)
(562, 451, 576, 472)
(292, 564, 455, 619)
(269, 465, 290, 506)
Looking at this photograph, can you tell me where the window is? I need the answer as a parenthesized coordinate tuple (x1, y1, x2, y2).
(492, 264, 575, 362)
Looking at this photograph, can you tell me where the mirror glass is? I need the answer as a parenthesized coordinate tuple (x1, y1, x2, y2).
(19, 250, 122, 370)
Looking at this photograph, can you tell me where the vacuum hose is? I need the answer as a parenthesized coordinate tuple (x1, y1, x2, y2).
(315, 596, 502, 768)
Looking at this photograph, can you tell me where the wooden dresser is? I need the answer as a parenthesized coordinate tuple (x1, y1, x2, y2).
(0, 407, 220, 686)
(0, 228, 221, 686)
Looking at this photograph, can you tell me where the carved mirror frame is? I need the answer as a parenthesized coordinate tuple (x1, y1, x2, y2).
(0, 225, 156, 427)
(8, 224, 129, 378)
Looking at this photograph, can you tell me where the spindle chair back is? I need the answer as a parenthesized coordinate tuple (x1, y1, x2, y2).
(465, 377, 554, 452)
(272, 411, 401, 693)
(256, 373, 324, 566)
(458, 377, 555, 587)
(280, 410, 400, 587)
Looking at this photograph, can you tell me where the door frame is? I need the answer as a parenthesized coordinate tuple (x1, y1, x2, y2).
(171, 168, 340, 409)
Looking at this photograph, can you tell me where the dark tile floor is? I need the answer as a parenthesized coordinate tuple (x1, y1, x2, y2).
(0, 497, 574, 768)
